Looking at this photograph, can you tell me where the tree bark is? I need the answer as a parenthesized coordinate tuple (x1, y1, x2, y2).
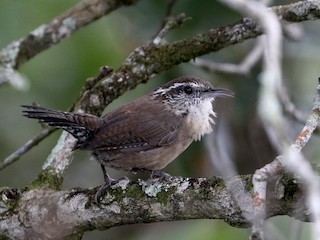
(0, 175, 308, 240)
(1, 0, 320, 239)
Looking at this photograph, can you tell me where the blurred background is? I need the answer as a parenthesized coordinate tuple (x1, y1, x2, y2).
(0, 0, 319, 239)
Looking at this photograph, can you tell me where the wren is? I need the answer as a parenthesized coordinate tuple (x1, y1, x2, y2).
(22, 76, 234, 201)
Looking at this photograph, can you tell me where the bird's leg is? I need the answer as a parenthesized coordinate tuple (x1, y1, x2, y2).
(95, 164, 116, 203)
(101, 163, 112, 183)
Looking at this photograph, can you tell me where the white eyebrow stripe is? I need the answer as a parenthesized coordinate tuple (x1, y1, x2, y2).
(153, 82, 204, 95)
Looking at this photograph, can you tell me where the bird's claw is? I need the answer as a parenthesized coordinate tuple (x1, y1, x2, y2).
(150, 170, 172, 179)
(95, 178, 116, 204)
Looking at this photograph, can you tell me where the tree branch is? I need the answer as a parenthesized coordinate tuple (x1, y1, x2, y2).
(0, 0, 138, 70)
(192, 37, 264, 75)
(0, 0, 316, 193)
(0, 128, 55, 171)
(0, 175, 309, 240)
(1, 1, 320, 238)
(81, 0, 320, 114)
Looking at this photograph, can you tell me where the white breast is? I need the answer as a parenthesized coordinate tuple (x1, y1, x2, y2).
(185, 99, 216, 141)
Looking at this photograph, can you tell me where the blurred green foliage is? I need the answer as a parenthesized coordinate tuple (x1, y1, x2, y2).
(1, 0, 319, 239)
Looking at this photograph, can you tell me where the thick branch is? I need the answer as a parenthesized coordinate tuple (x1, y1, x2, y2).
(0, 175, 308, 239)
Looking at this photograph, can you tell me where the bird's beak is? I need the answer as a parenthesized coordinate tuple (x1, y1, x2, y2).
(205, 88, 234, 98)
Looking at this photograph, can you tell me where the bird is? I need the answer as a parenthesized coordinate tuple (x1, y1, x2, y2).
(22, 76, 234, 202)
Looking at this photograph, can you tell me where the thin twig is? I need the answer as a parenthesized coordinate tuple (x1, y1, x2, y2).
(278, 79, 320, 133)
(152, 0, 180, 41)
(193, 37, 264, 75)
(152, 13, 190, 45)
(292, 84, 320, 151)
(160, 0, 180, 29)
(0, 128, 55, 171)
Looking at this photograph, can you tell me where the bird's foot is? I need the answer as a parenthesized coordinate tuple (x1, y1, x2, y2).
(95, 177, 116, 204)
(95, 176, 130, 204)
(150, 170, 172, 179)
(117, 175, 130, 182)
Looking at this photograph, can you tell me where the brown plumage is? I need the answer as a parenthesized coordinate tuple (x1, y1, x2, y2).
(22, 76, 234, 202)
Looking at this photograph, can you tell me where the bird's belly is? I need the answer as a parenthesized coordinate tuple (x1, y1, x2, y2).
(94, 139, 193, 171)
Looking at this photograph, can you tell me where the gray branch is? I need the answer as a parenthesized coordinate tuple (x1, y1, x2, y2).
(0, 175, 309, 240)
(0, 0, 138, 70)
(79, 0, 320, 115)
(0, 0, 319, 239)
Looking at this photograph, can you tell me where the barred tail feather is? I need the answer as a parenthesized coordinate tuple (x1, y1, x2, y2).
(22, 105, 101, 146)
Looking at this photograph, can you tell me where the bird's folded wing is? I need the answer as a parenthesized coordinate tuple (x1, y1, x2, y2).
(82, 108, 179, 152)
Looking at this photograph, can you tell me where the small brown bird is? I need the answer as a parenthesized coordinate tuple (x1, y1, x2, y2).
(22, 76, 233, 201)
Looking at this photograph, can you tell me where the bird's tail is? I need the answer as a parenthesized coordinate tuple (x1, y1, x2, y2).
(22, 105, 102, 147)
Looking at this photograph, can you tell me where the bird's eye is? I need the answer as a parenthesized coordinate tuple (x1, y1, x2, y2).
(184, 86, 193, 95)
